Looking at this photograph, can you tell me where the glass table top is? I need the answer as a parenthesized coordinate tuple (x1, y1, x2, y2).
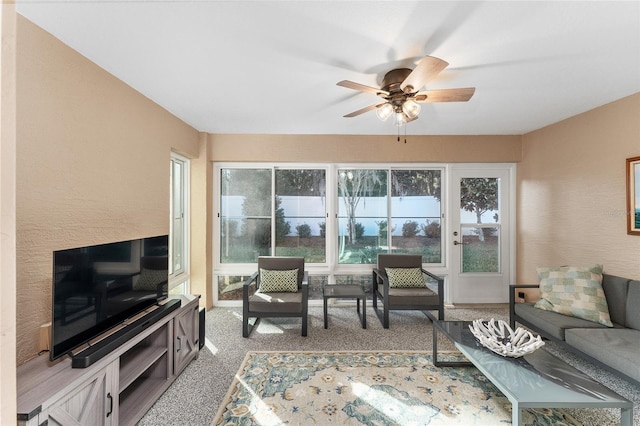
(323, 284, 365, 298)
(435, 321, 632, 408)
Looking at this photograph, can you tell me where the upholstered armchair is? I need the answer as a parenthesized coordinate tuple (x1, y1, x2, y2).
(372, 254, 444, 328)
(243, 256, 308, 337)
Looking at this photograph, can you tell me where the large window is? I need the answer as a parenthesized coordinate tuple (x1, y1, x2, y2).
(220, 168, 272, 263)
(219, 168, 327, 263)
(337, 169, 387, 264)
(390, 170, 442, 262)
(215, 164, 443, 302)
(337, 168, 442, 264)
(275, 169, 327, 262)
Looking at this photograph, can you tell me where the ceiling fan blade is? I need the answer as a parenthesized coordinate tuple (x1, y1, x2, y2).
(337, 80, 390, 96)
(343, 103, 387, 118)
(414, 87, 475, 103)
(400, 56, 449, 93)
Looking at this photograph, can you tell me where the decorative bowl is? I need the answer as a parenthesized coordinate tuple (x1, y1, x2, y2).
(468, 318, 544, 358)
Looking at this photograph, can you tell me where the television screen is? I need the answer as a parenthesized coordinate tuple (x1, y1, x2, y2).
(51, 235, 169, 361)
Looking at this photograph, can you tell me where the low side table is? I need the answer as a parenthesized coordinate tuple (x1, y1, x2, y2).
(323, 284, 366, 329)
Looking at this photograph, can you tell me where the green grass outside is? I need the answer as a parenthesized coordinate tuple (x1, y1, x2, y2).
(462, 240, 499, 272)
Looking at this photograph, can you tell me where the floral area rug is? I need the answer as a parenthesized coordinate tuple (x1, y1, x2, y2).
(212, 351, 581, 425)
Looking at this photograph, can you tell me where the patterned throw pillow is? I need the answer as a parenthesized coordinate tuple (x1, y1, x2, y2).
(534, 264, 613, 327)
(258, 268, 299, 292)
(385, 267, 425, 288)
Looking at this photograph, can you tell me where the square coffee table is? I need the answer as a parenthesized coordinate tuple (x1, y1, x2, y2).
(433, 320, 633, 426)
(323, 283, 366, 329)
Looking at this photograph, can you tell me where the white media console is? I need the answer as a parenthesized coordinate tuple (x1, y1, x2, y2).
(17, 294, 200, 426)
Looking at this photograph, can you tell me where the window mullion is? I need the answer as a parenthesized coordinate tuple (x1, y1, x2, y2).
(271, 167, 276, 256)
(387, 168, 392, 254)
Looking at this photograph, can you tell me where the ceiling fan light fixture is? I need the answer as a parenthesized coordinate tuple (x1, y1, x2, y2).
(376, 103, 393, 121)
(402, 99, 421, 119)
(395, 111, 407, 127)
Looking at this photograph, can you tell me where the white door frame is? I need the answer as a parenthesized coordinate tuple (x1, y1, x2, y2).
(446, 164, 516, 304)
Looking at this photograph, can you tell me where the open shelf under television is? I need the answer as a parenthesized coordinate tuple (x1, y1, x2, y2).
(118, 324, 171, 425)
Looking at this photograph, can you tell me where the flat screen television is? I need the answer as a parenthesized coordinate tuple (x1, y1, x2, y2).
(51, 235, 171, 363)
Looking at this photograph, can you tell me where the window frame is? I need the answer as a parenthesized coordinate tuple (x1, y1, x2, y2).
(333, 164, 445, 270)
(213, 162, 445, 305)
(169, 152, 190, 293)
(214, 164, 332, 268)
(219, 167, 273, 264)
(274, 167, 328, 263)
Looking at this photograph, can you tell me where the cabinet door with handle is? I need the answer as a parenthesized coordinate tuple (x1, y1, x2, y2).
(174, 304, 199, 375)
(44, 361, 118, 426)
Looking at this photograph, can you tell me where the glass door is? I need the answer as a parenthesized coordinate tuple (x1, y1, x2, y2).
(449, 166, 513, 303)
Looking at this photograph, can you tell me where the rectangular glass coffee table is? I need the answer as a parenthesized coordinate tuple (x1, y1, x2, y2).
(433, 320, 633, 426)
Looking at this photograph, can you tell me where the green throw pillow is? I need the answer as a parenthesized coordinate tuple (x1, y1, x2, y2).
(259, 268, 299, 292)
(385, 267, 425, 288)
(534, 264, 613, 327)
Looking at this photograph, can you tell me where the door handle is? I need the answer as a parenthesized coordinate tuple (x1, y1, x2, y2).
(106, 392, 113, 417)
(453, 240, 468, 245)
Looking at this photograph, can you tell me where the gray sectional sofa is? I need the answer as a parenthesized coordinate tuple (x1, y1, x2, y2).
(509, 274, 640, 386)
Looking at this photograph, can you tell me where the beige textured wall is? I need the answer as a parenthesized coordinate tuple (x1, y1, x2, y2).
(517, 93, 640, 285)
(208, 134, 522, 163)
(190, 134, 213, 308)
(16, 16, 200, 365)
(1, 3, 17, 422)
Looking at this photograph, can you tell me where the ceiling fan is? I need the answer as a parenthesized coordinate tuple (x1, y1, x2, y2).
(337, 55, 475, 126)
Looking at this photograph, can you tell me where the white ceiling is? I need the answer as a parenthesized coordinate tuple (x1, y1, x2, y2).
(16, 1, 640, 136)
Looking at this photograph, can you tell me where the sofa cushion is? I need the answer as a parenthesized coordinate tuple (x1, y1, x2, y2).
(534, 264, 613, 327)
(259, 268, 299, 292)
(625, 280, 640, 330)
(565, 328, 640, 383)
(601, 274, 630, 326)
(388, 287, 438, 306)
(514, 303, 607, 341)
(249, 291, 303, 313)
